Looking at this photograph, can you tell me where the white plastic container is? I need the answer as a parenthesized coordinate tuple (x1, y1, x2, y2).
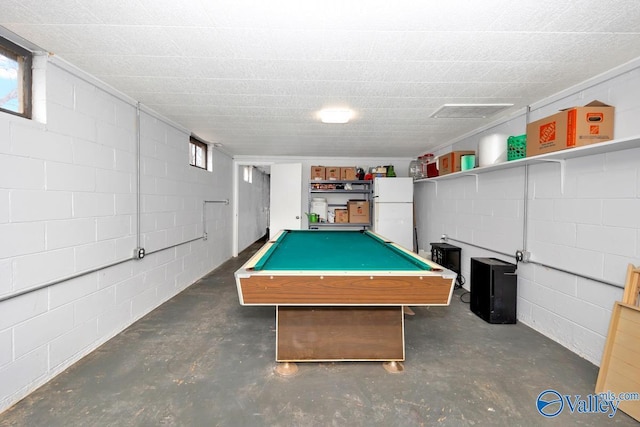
(310, 198, 328, 221)
(478, 134, 508, 167)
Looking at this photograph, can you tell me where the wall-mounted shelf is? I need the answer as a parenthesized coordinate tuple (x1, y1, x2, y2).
(415, 134, 640, 184)
(414, 135, 640, 194)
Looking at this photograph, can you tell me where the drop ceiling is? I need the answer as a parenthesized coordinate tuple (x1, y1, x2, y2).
(2, 0, 640, 157)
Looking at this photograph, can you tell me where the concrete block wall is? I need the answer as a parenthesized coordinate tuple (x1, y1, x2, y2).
(0, 57, 233, 412)
(415, 61, 640, 365)
(237, 166, 269, 253)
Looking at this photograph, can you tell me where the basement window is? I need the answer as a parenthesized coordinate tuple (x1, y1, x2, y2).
(189, 136, 208, 170)
(0, 36, 32, 118)
(243, 166, 253, 183)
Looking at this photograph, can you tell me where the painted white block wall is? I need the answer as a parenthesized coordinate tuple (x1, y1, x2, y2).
(0, 58, 233, 413)
(415, 60, 640, 366)
(237, 166, 269, 252)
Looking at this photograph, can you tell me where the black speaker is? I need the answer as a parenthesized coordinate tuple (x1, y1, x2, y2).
(470, 257, 517, 324)
(430, 243, 461, 275)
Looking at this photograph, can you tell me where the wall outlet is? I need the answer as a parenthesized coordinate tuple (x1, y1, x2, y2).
(515, 250, 530, 262)
(134, 247, 145, 259)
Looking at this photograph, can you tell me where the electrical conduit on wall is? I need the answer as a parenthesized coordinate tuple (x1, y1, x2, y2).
(0, 59, 231, 303)
(439, 126, 625, 290)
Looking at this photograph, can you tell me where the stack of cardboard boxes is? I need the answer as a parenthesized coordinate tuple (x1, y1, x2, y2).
(311, 166, 357, 181)
(311, 166, 369, 224)
(333, 201, 369, 224)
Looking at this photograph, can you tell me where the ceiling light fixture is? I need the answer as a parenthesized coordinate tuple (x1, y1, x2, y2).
(319, 108, 353, 124)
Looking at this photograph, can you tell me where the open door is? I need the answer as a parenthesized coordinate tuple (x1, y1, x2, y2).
(269, 163, 302, 239)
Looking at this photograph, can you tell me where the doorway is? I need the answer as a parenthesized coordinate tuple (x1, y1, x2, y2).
(235, 162, 271, 255)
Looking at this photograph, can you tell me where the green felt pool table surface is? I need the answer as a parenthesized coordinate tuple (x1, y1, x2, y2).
(252, 230, 432, 271)
(235, 229, 455, 307)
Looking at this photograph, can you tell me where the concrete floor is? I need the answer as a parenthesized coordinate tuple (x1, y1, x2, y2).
(0, 240, 636, 426)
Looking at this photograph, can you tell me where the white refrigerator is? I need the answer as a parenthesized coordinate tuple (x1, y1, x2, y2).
(372, 177, 414, 251)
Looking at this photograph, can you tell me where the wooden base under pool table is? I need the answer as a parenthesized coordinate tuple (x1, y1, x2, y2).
(277, 306, 404, 362)
(234, 230, 457, 368)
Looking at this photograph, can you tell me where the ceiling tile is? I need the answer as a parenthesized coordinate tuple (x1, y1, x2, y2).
(2, 0, 639, 157)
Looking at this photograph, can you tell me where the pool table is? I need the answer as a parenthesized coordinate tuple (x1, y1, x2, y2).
(234, 229, 456, 371)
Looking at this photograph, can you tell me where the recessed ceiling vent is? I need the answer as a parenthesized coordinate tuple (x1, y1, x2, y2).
(430, 103, 514, 119)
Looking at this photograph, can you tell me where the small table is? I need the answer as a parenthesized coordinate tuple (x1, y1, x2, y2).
(234, 230, 456, 373)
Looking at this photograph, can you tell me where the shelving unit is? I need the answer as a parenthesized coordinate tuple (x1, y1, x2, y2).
(308, 180, 373, 229)
(415, 135, 640, 193)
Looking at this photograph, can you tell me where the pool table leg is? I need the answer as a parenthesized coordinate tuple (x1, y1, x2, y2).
(382, 360, 405, 373)
(274, 361, 299, 376)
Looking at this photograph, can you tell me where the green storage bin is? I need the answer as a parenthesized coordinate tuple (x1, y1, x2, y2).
(507, 135, 526, 161)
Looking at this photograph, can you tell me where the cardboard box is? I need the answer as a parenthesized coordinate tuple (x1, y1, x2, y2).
(310, 166, 325, 180)
(341, 167, 357, 180)
(326, 166, 341, 180)
(334, 209, 349, 223)
(347, 200, 370, 224)
(526, 100, 614, 157)
(438, 151, 475, 175)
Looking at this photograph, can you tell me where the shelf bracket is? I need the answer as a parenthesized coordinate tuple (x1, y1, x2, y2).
(536, 159, 566, 194)
(462, 173, 479, 192)
(423, 180, 438, 196)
